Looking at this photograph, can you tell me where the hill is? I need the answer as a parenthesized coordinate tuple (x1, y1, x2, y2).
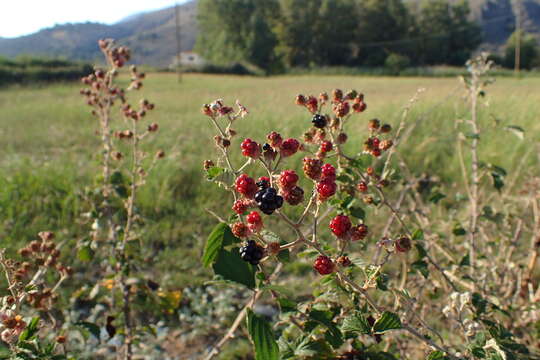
(0, 1, 198, 67)
(0, 0, 539, 67)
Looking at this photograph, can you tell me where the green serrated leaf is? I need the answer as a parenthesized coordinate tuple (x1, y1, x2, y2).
(202, 223, 240, 267)
(277, 298, 297, 314)
(341, 312, 371, 335)
(373, 311, 402, 333)
(349, 206, 365, 220)
(206, 166, 225, 180)
(75, 321, 101, 340)
(246, 309, 279, 360)
(412, 229, 424, 241)
(308, 309, 343, 348)
(213, 248, 256, 289)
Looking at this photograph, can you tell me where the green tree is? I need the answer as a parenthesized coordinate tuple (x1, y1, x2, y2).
(353, 0, 412, 66)
(275, 0, 356, 67)
(415, 0, 481, 65)
(195, 0, 280, 73)
(504, 30, 540, 70)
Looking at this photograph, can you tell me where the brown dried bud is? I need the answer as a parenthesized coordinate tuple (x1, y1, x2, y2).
(366, 167, 375, 177)
(345, 90, 358, 100)
(228, 129, 237, 137)
(319, 92, 329, 102)
(231, 222, 250, 238)
(336, 256, 352, 267)
(202, 104, 213, 116)
(380, 140, 393, 151)
(303, 158, 323, 181)
(363, 195, 374, 204)
(380, 124, 392, 133)
(156, 150, 165, 159)
(368, 119, 380, 130)
(266, 242, 281, 255)
(350, 224, 368, 241)
(336, 132, 348, 144)
(283, 186, 304, 206)
(295, 94, 306, 106)
(112, 151, 123, 160)
(38, 231, 54, 241)
(332, 89, 343, 102)
(30, 241, 41, 252)
(395, 236, 411, 253)
(18, 248, 31, 258)
(203, 160, 215, 170)
(56, 335, 67, 344)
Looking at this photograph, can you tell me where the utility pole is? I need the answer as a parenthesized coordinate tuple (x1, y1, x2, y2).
(175, 2, 182, 83)
(514, 0, 521, 75)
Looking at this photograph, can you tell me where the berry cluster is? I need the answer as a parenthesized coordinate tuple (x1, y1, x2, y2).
(363, 119, 393, 157)
(246, 211, 263, 232)
(239, 240, 265, 265)
(278, 170, 304, 206)
(316, 163, 337, 201)
(329, 215, 369, 241)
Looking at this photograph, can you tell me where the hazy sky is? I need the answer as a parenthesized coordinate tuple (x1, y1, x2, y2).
(0, 0, 188, 38)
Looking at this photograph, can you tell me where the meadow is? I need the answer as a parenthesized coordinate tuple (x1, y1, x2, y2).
(1, 73, 539, 287)
(0, 71, 539, 359)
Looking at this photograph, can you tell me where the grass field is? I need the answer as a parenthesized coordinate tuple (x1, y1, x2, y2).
(1, 73, 539, 287)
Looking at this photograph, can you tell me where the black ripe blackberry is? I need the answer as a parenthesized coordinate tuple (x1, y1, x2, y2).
(254, 187, 283, 215)
(262, 143, 272, 152)
(312, 114, 327, 129)
(239, 240, 264, 265)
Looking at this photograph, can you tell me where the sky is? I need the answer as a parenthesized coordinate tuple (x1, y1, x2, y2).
(0, 0, 188, 38)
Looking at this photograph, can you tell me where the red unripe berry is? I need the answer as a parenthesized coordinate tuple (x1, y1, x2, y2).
(246, 211, 263, 232)
(235, 174, 258, 199)
(329, 215, 352, 238)
(371, 137, 380, 149)
(232, 222, 250, 238)
(314, 255, 335, 275)
(232, 199, 251, 214)
(334, 101, 350, 117)
(357, 181, 368, 193)
(353, 101, 367, 113)
(366, 167, 375, 176)
(241, 138, 261, 159)
(320, 141, 333, 153)
(279, 170, 299, 190)
(280, 138, 300, 157)
(395, 236, 412, 253)
(247, 211, 262, 224)
(306, 96, 318, 113)
(317, 179, 337, 200)
(350, 224, 369, 241)
(321, 163, 336, 181)
(371, 148, 382, 157)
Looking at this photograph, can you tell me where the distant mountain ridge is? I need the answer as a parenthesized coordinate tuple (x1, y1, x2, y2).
(0, 1, 198, 67)
(0, 0, 539, 67)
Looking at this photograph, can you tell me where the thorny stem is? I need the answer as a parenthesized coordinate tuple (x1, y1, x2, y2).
(467, 75, 480, 276)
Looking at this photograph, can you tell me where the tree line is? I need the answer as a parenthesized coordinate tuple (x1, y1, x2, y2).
(195, 0, 484, 73)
